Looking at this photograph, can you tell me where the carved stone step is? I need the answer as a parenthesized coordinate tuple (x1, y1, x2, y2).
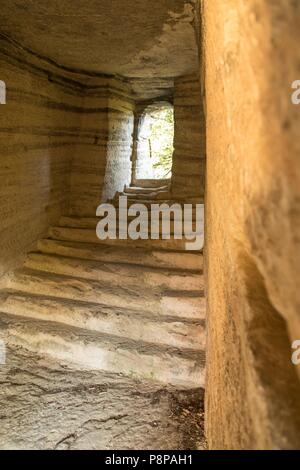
(0, 312, 206, 388)
(24, 252, 203, 291)
(59, 216, 197, 236)
(119, 191, 172, 200)
(37, 239, 203, 270)
(111, 198, 202, 208)
(123, 185, 169, 194)
(5, 269, 206, 319)
(0, 290, 205, 350)
(131, 179, 170, 189)
(49, 226, 202, 251)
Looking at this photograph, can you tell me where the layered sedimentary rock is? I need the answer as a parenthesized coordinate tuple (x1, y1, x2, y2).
(202, 0, 300, 450)
(0, 1, 199, 101)
(0, 36, 80, 277)
(0, 35, 135, 274)
(102, 85, 134, 203)
(171, 76, 205, 199)
(69, 77, 134, 214)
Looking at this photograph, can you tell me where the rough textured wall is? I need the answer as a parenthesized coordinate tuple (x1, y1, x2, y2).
(202, 0, 300, 449)
(0, 37, 83, 277)
(0, 1, 199, 101)
(102, 83, 134, 202)
(69, 78, 134, 213)
(171, 76, 205, 200)
(68, 78, 109, 216)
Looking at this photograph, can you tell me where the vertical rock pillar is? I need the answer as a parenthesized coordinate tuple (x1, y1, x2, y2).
(69, 78, 134, 215)
(171, 75, 206, 200)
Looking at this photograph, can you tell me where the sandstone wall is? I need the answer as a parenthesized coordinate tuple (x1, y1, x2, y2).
(201, 0, 300, 449)
(68, 79, 108, 216)
(171, 76, 205, 200)
(102, 82, 134, 202)
(0, 36, 84, 277)
(69, 77, 134, 213)
(0, 34, 137, 271)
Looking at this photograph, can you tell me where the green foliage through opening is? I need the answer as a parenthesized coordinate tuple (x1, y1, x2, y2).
(147, 106, 174, 179)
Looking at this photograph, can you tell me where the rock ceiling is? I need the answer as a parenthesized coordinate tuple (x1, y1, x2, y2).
(0, 0, 199, 99)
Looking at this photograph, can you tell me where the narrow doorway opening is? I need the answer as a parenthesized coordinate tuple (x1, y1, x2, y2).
(132, 102, 174, 183)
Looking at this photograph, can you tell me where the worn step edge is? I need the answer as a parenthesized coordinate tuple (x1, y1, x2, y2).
(123, 186, 169, 194)
(120, 191, 171, 199)
(5, 268, 206, 319)
(0, 290, 205, 350)
(37, 239, 203, 271)
(0, 312, 206, 388)
(24, 252, 204, 292)
(59, 216, 198, 234)
(61, 209, 199, 223)
(49, 227, 202, 252)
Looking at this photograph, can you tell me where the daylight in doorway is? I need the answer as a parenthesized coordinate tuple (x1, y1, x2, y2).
(134, 103, 174, 180)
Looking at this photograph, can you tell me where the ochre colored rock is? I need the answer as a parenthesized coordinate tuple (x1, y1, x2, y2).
(202, 0, 300, 450)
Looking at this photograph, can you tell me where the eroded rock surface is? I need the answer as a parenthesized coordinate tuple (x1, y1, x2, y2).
(0, 346, 205, 450)
(202, 0, 300, 450)
(0, 0, 199, 100)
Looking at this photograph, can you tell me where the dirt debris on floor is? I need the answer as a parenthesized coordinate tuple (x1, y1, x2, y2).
(0, 346, 205, 450)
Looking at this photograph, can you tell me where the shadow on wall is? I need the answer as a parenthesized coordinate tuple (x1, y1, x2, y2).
(237, 246, 300, 449)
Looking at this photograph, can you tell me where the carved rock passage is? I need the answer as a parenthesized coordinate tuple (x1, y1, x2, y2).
(0, 186, 205, 448)
(0, 0, 205, 452)
(1, 0, 300, 452)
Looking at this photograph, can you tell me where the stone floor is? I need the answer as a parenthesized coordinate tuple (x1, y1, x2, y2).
(0, 185, 205, 449)
(0, 346, 205, 450)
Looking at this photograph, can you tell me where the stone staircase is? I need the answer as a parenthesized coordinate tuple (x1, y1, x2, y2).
(0, 184, 205, 388)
